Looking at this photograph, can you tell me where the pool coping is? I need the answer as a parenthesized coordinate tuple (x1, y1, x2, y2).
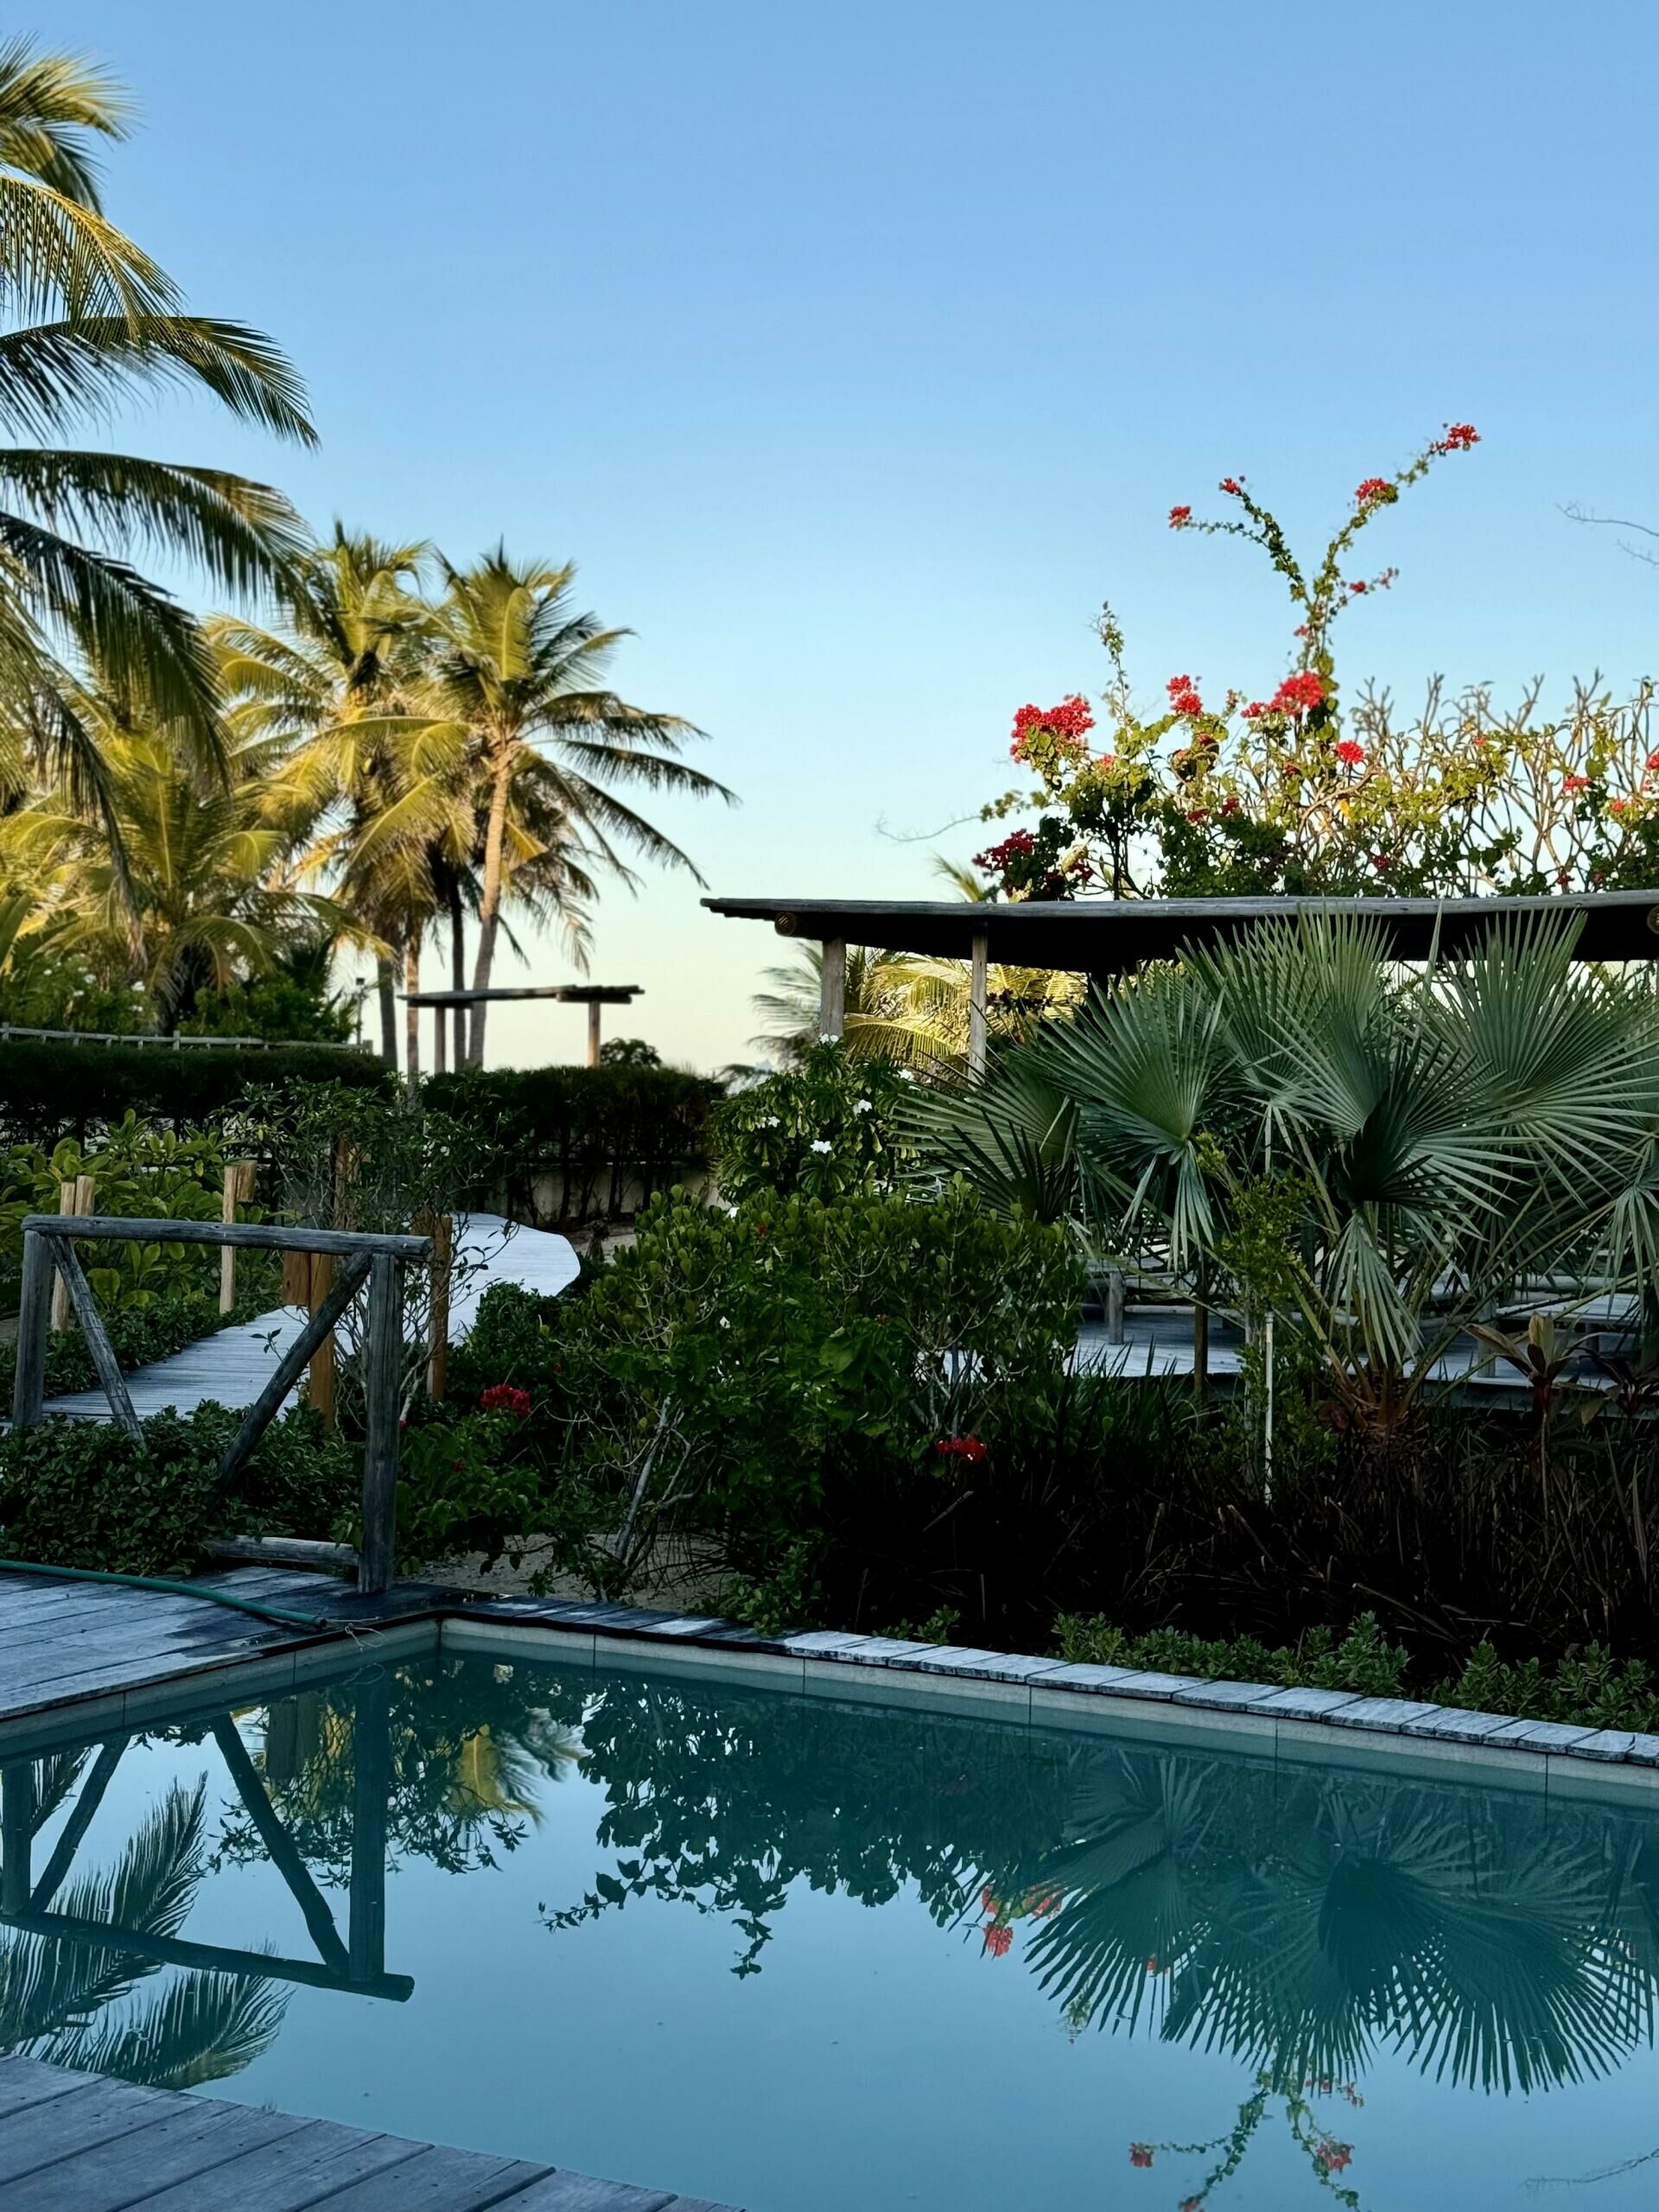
(438, 1597, 1659, 1804)
(5, 1571, 1658, 1802)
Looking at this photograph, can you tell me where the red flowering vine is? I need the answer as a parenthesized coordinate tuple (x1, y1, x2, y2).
(936, 1433, 988, 1463)
(1354, 476, 1394, 505)
(1166, 674, 1206, 718)
(1168, 505, 1192, 528)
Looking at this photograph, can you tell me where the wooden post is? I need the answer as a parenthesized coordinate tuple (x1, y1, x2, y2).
(587, 999, 602, 1067)
(219, 1160, 255, 1314)
(1, 1763, 35, 1913)
(348, 1669, 391, 1981)
(1193, 1298, 1210, 1407)
(819, 938, 846, 1040)
(426, 1213, 452, 1401)
(968, 927, 989, 1075)
(11, 1228, 51, 1429)
(306, 1252, 337, 1430)
(358, 1252, 402, 1595)
(433, 1001, 446, 1076)
(50, 1174, 92, 1332)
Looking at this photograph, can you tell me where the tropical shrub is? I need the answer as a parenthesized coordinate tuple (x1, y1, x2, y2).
(712, 1042, 916, 1203)
(0, 1036, 388, 1147)
(0, 1404, 353, 1577)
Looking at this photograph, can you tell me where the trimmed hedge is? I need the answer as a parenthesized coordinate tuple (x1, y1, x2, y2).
(423, 1065, 721, 1224)
(0, 1036, 392, 1144)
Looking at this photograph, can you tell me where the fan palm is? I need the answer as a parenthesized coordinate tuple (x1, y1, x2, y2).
(917, 912, 1659, 1433)
(0, 39, 314, 844)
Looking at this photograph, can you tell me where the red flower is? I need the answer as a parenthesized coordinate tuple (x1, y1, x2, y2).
(1180, 2201, 1202, 2212)
(1128, 2145, 1154, 2169)
(1646, 750, 1659, 772)
(1372, 851, 1395, 872)
(1218, 476, 1243, 495)
(1220, 794, 1240, 815)
(1347, 579, 1367, 594)
(1272, 672, 1325, 716)
(1099, 751, 1117, 769)
(1354, 476, 1393, 505)
(1031, 1890, 1063, 1916)
(983, 1924, 1013, 1957)
(480, 1383, 532, 1419)
(1010, 694, 1094, 762)
(1433, 422, 1479, 452)
(1334, 739, 1364, 766)
(936, 1434, 988, 1463)
(1166, 674, 1205, 718)
(1316, 2142, 1354, 2174)
(1242, 700, 1268, 721)
(1168, 505, 1192, 528)
(1564, 773, 1590, 794)
(979, 1886, 997, 1911)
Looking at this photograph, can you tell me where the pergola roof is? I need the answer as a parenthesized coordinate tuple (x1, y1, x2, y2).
(401, 985, 642, 1007)
(702, 891, 1659, 971)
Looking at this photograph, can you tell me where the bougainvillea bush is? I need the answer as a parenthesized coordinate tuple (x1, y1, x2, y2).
(976, 423, 1659, 901)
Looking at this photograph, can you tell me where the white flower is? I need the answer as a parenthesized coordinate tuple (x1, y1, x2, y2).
(761, 1115, 780, 1128)
(819, 1032, 837, 1044)
(896, 1069, 916, 1084)
(853, 1097, 872, 1114)
(718, 1315, 731, 1329)
(809, 1139, 833, 1154)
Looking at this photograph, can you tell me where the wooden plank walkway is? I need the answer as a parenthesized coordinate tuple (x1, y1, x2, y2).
(0, 2056, 736, 2210)
(32, 1213, 578, 1425)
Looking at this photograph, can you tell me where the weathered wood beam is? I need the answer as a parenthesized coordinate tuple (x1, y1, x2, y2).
(22, 1216, 431, 1260)
(216, 1253, 372, 1485)
(819, 937, 846, 1040)
(968, 926, 989, 1074)
(211, 1717, 352, 1974)
(43, 1235, 141, 1435)
(10, 1230, 53, 1429)
(0, 1904, 413, 2000)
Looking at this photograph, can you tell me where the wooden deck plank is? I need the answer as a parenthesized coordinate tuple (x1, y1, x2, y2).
(283, 2145, 548, 2212)
(1, 2098, 306, 2212)
(135, 2126, 426, 2212)
(495, 2175, 676, 2210)
(0, 2056, 89, 2124)
(0, 2077, 165, 2185)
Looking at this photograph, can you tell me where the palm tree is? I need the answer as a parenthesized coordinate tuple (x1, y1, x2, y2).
(212, 528, 435, 1063)
(0, 39, 314, 844)
(1, 713, 343, 1030)
(423, 548, 733, 1065)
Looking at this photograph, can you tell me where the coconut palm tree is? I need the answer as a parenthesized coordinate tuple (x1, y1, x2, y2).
(0, 38, 313, 844)
(212, 528, 435, 1062)
(422, 548, 732, 1065)
(1, 712, 344, 1030)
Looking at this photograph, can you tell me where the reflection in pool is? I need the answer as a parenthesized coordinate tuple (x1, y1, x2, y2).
(3, 1647, 1658, 2210)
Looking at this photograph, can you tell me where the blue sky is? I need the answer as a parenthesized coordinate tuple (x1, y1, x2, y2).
(59, 1, 1659, 1068)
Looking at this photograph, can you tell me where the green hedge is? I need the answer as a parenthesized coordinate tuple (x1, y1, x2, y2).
(423, 1065, 721, 1224)
(0, 1036, 392, 1144)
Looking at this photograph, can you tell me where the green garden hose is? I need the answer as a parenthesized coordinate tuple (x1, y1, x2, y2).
(0, 1555, 334, 1631)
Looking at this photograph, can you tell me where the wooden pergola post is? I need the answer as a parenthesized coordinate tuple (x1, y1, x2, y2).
(587, 1000, 602, 1067)
(820, 938, 846, 1041)
(968, 927, 989, 1075)
(432, 1001, 447, 1076)
(219, 1160, 256, 1314)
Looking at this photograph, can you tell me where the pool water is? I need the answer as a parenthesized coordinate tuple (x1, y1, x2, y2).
(3, 1642, 1658, 2211)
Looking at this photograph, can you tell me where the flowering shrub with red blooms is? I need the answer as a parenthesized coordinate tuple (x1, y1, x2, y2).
(1128, 2145, 1154, 2169)
(1316, 2140, 1354, 2174)
(971, 424, 1659, 904)
(479, 1382, 532, 1419)
(982, 1923, 1013, 1957)
(935, 1433, 988, 1463)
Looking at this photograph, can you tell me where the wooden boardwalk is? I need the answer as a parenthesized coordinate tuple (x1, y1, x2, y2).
(34, 1214, 578, 1425)
(0, 2056, 734, 2210)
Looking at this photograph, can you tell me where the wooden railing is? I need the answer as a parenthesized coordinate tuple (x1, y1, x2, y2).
(10, 1215, 432, 1594)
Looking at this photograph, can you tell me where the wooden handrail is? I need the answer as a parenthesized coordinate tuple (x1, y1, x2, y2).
(21, 1215, 431, 1260)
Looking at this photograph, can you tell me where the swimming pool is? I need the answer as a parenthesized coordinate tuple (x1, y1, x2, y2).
(3, 1636, 1657, 2211)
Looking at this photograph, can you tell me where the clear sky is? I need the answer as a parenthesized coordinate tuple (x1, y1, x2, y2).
(55, 1, 1659, 1070)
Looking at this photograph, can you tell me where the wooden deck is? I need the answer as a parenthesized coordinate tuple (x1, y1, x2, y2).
(0, 2056, 734, 2209)
(32, 1213, 578, 1425)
